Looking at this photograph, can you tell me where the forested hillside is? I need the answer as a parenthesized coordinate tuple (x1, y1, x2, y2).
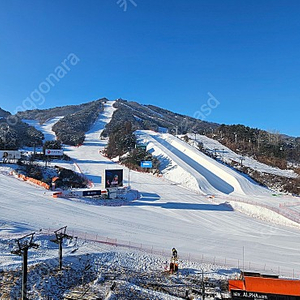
(15, 99, 107, 146)
(102, 99, 219, 137)
(16, 98, 108, 124)
(209, 124, 300, 166)
(52, 100, 105, 145)
(0, 108, 11, 118)
(193, 124, 300, 195)
(0, 116, 44, 150)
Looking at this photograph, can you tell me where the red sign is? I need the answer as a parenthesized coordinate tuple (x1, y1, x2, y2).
(45, 149, 64, 156)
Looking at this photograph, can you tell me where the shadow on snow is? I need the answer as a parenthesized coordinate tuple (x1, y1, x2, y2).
(130, 201, 233, 211)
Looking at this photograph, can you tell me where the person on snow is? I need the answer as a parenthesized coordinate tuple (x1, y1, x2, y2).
(170, 248, 179, 273)
(172, 247, 178, 259)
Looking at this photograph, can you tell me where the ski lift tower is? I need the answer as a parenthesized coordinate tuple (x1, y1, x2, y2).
(51, 226, 73, 270)
(11, 233, 39, 300)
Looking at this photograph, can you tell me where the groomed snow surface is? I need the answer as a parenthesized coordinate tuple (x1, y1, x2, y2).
(2, 100, 300, 298)
(23, 117, 64, 142)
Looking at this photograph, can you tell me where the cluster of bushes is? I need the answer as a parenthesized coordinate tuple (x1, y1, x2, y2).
(54, 167, 88, 189)
(120, 147, 160, 173)
(42, 140, 62, 152)
(52, 101, 104, 145)
(104, 121, 159, 173)
(24, 164, 44, 181)
(18, 161, 88, 189)
(247, 167, 300, 195)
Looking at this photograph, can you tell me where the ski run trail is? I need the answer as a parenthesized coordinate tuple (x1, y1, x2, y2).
(1, 101, 300, 298)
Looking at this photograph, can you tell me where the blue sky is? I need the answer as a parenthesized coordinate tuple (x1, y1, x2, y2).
(0, 0, 299, 136)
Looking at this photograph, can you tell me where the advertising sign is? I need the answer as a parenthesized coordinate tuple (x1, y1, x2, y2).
(231, 290, 270, 300)
(105, 169, 123, 188)
(136, 144, 147, 151)
(82, 190, 103, 197)
(140, 161, 153, 168)
(0, 150, 21, 160)
(45, 149, 64, 156)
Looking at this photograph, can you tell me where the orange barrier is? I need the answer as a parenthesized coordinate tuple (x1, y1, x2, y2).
(17, 173, 50, 190)
(53, 192, 63, 198)
(228, 280, 244, 290)
(18, 174, 27, 181)
(229, 276, 300, 296)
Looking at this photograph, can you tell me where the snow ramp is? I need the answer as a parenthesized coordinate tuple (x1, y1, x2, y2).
(136, 130, 270, 197)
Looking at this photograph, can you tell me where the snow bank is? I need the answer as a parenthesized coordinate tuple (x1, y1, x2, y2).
(136, 130, 270, 197)
(227, 200, 300, 229)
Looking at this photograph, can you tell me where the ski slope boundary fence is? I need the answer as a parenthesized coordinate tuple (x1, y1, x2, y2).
(72, 160, 94, 188)
(41, 228, 300, 280)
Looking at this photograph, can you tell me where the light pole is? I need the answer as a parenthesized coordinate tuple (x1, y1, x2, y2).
(239, 156, 245, 167)
(234, 132, 238, 144)
(201, 268, 205, 300)
(128, 168, 131, 189)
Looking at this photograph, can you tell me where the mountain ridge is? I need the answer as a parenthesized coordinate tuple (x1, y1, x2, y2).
(1, 99, 299, 195)
(1, 98, 300, 167)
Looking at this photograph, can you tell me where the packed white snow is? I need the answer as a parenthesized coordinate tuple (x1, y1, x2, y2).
(1, 99, 300, 290)
(23, 117, 64, 141)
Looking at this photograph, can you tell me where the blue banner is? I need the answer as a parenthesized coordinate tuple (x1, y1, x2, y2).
(140, 161, 153, 168)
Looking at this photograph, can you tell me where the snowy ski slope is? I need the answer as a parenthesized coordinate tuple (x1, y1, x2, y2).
(2, 101, 300, 277)
(136, 130, 271, 197)
(23, 117, 64, 142)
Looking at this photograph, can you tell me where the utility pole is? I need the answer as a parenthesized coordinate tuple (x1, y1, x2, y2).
(51, 226, 73, 270)
(243, 246, 245, 276)
(127, 146, 131, 189)
(11, 233, 39, 300)
(128, 168, 131, 189)
(202, 268, 205, 300)
(33, 143, 36, 160)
